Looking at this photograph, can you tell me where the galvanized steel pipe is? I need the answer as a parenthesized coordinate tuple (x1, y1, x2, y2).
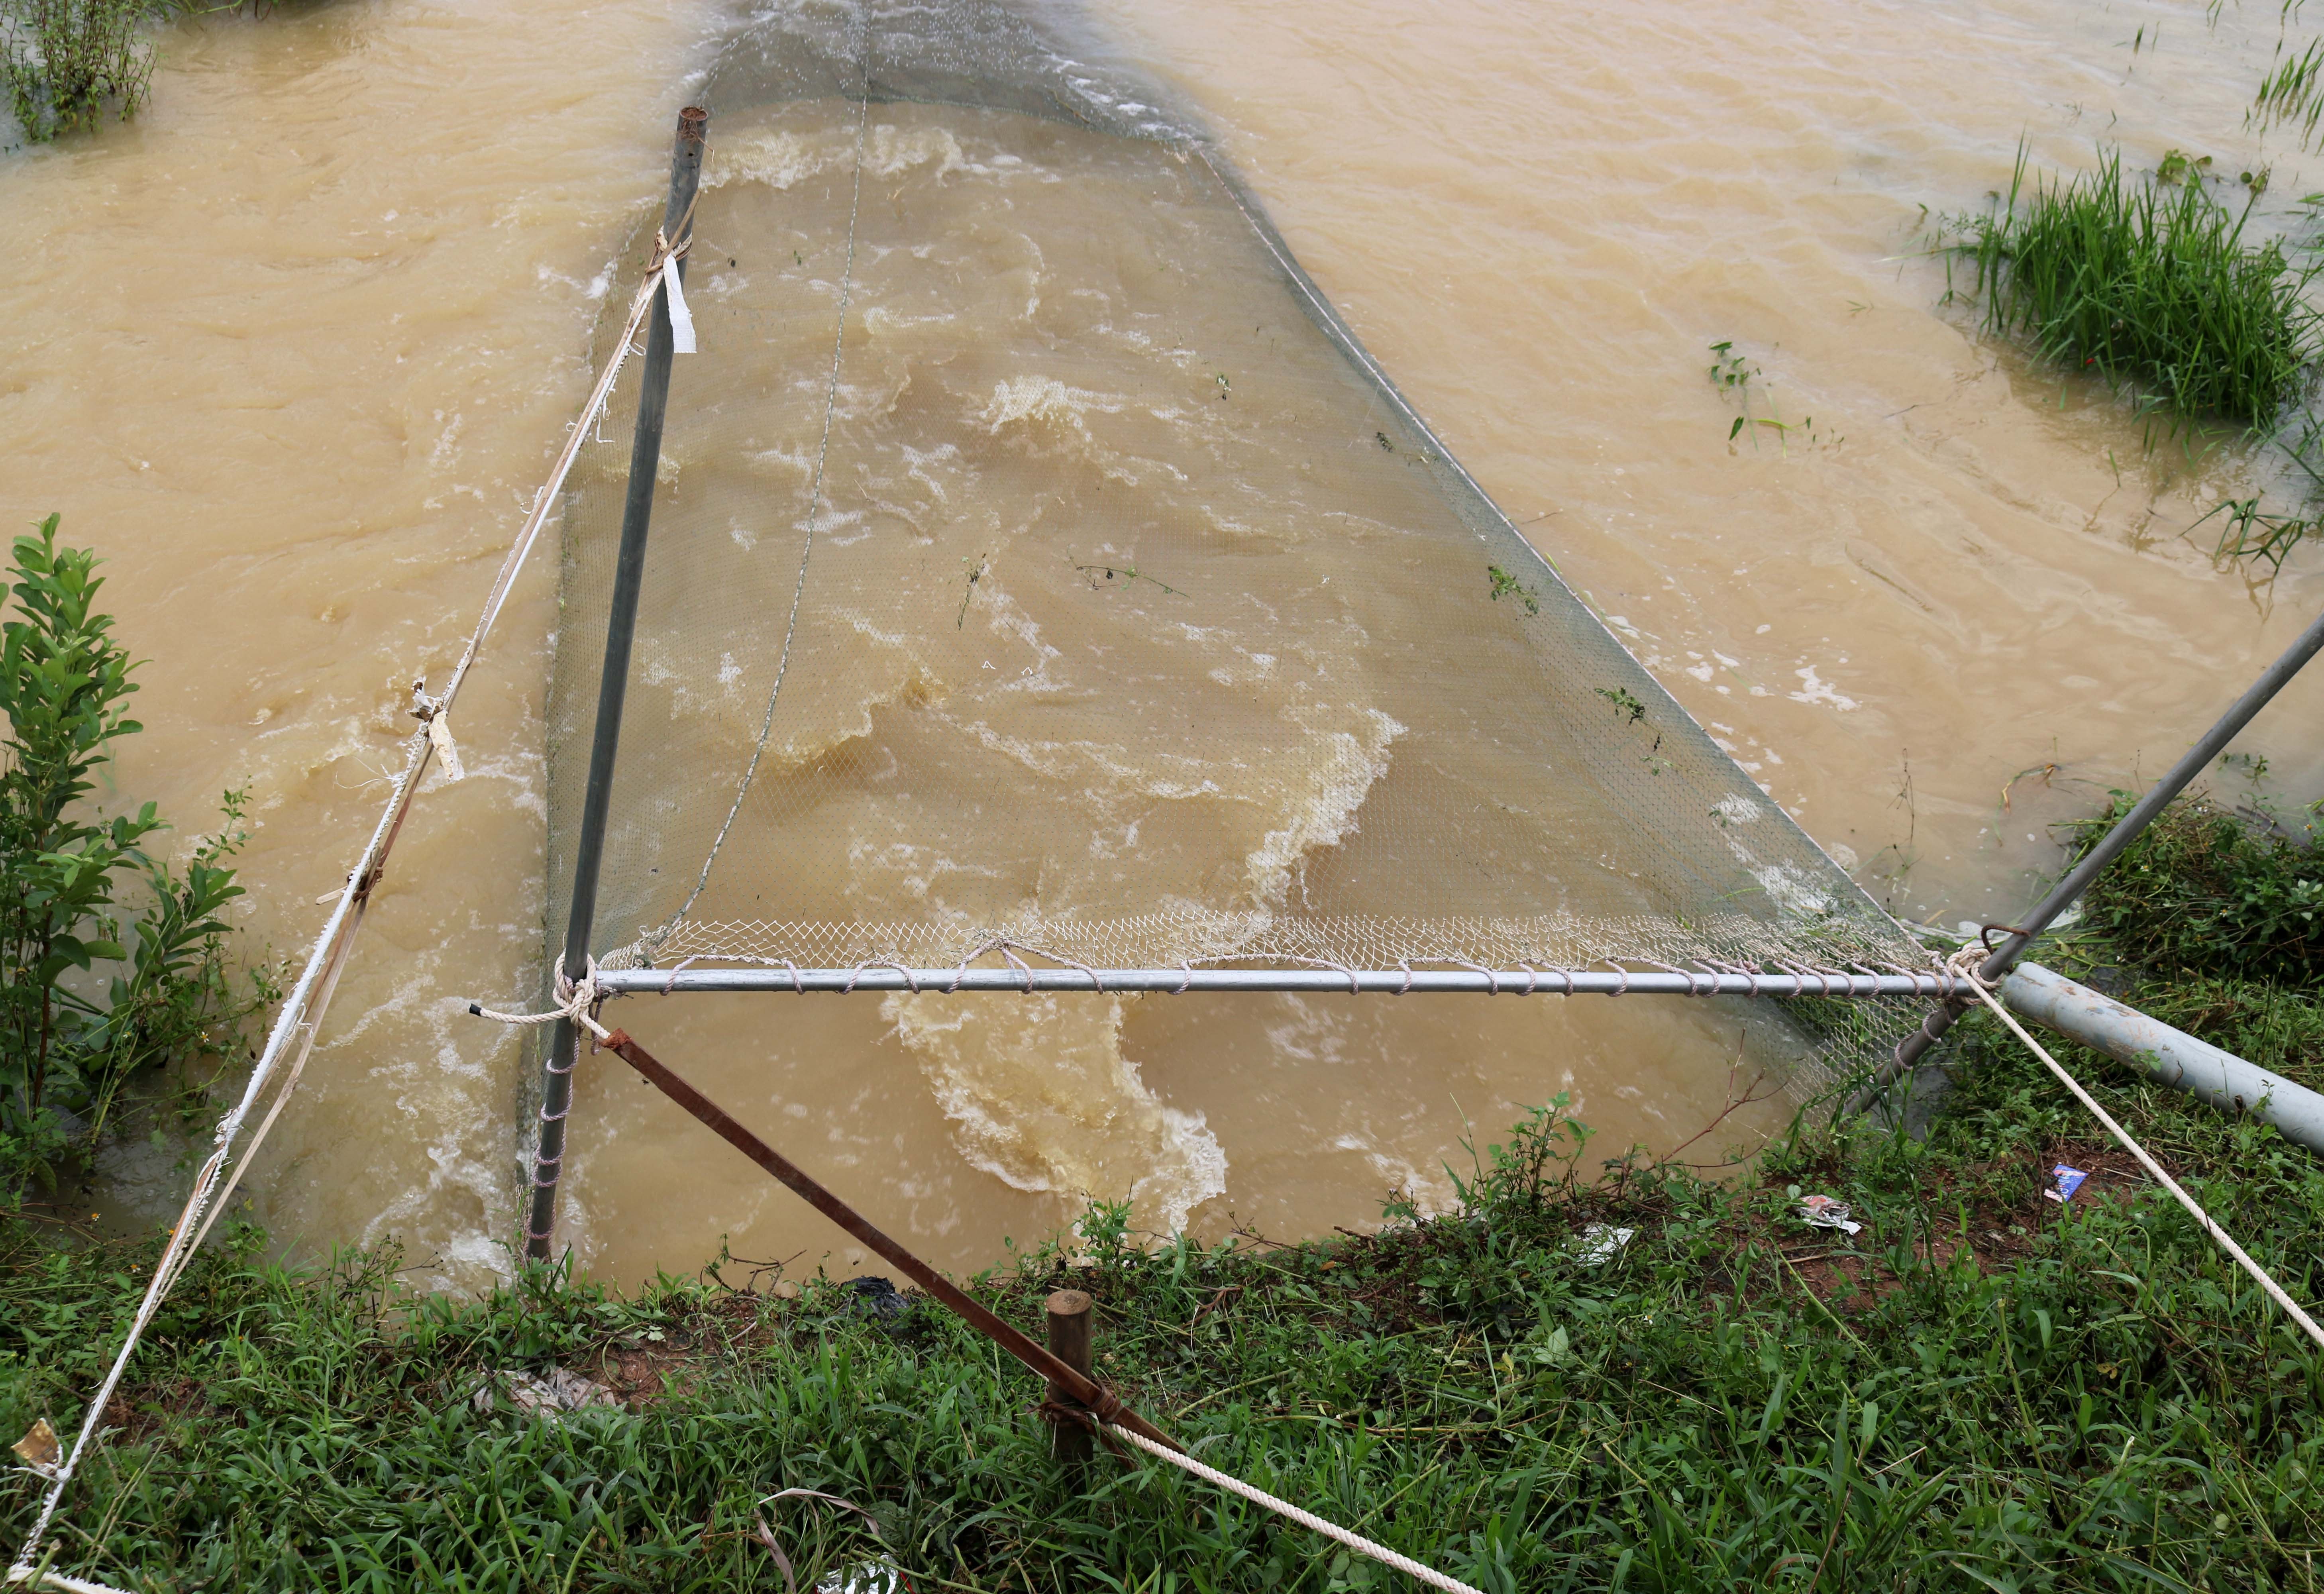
(2001, 961, 2324, 1154)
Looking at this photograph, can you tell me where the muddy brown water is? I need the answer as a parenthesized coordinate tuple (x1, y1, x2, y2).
(2, 0, 2319, 1287)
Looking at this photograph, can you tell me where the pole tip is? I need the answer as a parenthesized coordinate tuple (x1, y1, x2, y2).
(678, 106, 709, 145)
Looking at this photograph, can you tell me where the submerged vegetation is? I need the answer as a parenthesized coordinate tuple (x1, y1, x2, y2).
(1946, 145, 2324, 570)
(0, 795, 2318, 1589)
(0, 0, 265, 143)
(1705, 341, 1830, 453)
(1957, 149, 2320, 431)
(1, 0, 155, 139)
(2253, 37, 2324, 151)
(0, 516, 267, 1190)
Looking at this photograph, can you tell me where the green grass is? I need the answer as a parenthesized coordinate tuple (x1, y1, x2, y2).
(2062, 783, 2321, 983)
(1, 799, 2322, 1590)
(1957, 149, 2321, 431)
(0, 0, 155, 141)
(2253, 38, 2324, 149)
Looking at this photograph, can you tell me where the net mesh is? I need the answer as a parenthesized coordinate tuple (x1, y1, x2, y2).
(545, 0, 1928, 1076)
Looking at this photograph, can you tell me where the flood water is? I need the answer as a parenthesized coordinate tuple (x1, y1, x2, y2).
(4, 0, 2320, 1288)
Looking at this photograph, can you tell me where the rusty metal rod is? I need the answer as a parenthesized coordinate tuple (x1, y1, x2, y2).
(599, 1028, 1181, 1455)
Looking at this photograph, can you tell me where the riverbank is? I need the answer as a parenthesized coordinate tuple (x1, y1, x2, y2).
(1, 801, 2319, 1591)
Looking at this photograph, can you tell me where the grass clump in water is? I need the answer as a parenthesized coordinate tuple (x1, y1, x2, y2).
(2253, 37, 2324, 149)
(1960, 148, 2321, 430)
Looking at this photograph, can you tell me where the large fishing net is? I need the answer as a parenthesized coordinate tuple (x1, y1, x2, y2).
(545, 0, 1927, 1082)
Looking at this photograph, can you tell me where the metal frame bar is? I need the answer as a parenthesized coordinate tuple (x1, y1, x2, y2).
(596, 967, 1964, 997)
(526, 106, 708, 1260)
(1859, 598, 2324, 1108)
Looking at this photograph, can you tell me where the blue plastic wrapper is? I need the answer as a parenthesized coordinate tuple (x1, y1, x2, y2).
(2045, 1164, 2089, 1203)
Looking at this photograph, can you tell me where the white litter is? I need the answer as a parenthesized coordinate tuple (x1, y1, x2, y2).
(1797, 1194, 1861, 1236)
(472, 1366, 618, 1421)
(1574, 1224, 1635, 1265)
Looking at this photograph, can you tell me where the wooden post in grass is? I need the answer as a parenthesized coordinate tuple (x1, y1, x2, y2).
(1046, 1290, 1094, 1467)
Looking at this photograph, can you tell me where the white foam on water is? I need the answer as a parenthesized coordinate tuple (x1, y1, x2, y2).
(882, 992, 1227, 1233)
(870, 124, 968, 182)
(705, 127, 842, 191)
(1245, 708, 1404, 908)
(1788, 664, 1859, 711)
(978, 374, 1122, 444)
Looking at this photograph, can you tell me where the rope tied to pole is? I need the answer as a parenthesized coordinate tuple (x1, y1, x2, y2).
(1938, 944, 2324, 1349)
(469, 956, 610, 1042)
(646, 225, 697, 354)
(586, 1023, 1484, 1594)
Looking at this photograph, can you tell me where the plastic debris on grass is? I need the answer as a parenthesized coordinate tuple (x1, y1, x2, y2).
(11, 1416, 59, 1476)
(1798, 1194, 1862, 1235)
(2044, 1164, 2090, 1204)
(472, 1366, 619, 1420)
(1574, 1223, 1636, 1264)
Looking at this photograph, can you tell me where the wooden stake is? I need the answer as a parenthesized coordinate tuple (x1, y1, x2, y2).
(1046, 1289, 1094, 1467)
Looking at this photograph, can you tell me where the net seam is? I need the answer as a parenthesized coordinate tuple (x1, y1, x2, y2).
(665, 24, 873, 936)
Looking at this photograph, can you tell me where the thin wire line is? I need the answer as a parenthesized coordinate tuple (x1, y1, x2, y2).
(670, 32, 872, 930)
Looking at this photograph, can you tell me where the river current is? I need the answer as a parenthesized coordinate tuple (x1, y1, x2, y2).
(3, 0, 2319, 1285)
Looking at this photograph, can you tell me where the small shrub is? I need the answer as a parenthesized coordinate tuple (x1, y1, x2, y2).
(0, 0, 157, 142)
(1957, 148, 2321, 429)
(0, 515, 269, 1187)
(2063, 787, 2322, 982)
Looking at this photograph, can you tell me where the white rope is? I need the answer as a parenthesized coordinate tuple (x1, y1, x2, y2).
(1103, 1423, 1484, 1594)
(1945, 946, 2324, 1349)
(5, 1568, 135, 1594)
(469, 956, 612, 1042)
(443, 222, 693, 711)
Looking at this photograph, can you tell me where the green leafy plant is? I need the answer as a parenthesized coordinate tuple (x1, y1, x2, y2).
(1708, 340, 1827, 452)
(1485, 564, 1539, 616)
(1707, 340, 1754, 396)
(0, 0, 156, 142)
(2061, 786, 2320, 982)
(1594, 685, 1647, 724)
(2156, 147, 2214, 185)
(0, 516, 267, 1186)
(1, 2, 276, 143)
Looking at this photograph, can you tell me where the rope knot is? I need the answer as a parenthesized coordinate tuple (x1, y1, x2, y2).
(648, 226, 692, 273)
(468, 955, 611, 1041)
(1943, 942, 1993, 993)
